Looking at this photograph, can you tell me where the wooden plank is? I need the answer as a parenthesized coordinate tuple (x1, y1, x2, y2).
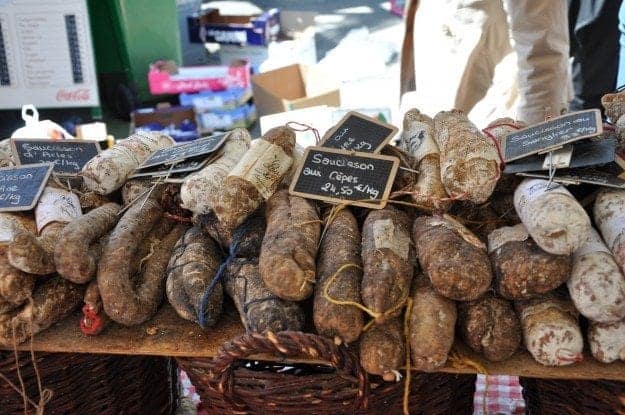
(2, 305, 625, 381)
(1, 305, 244, 358)
(440, 342, 625, 381)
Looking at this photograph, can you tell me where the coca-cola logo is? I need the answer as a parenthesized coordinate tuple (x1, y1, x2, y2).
(56, 88, 90, 102)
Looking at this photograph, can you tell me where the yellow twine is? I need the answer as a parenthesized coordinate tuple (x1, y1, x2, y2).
(317, 203, 349, 250)
(138, 241, 159, 272)
(322, 262, 409, 331)
(292, 219, 323, 228)
(11, 315, 29, 414)
(0, 298, 54, 415)
(402, 298, 413, 415)
(449, 349, 488, 415)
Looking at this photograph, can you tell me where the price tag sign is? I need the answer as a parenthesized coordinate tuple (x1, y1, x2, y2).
(130, 155, 216, 179)
(503, 109, 602, 162)
(0, 163, 53, 212)
(319, 111, 397, 153)
(289, 147, 399, 209)
(139, 133, 227, 169)
(504, 138, 616, 174)
(11, 138, 100, 175)
(517, 170, 625, 189)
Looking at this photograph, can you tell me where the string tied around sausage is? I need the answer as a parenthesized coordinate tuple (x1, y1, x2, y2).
(197, 252, 235, 329)
(481, 121, 524, 171)
(321, 263, 408, 329)
(196, 215, 251, 328)
(285, 121, 321, 145)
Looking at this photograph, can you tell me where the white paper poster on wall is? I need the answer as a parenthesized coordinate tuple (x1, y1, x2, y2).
(0, 0, 99, 109)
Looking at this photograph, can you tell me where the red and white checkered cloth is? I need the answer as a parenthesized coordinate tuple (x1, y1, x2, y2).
(473, 374, 525, 415)
(181, 370, 525, 415)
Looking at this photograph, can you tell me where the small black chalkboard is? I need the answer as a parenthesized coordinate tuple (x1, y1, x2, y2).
(11, 139, 101, 175)
(289, 147, 399, 209)
(320, 111, 397, 153)
(0, 163, 53, 212)
(140, 133, 227, 169)
(130, 155, 215, 179)
(503, 109, 603, 162)
(504, 138, 616, 174)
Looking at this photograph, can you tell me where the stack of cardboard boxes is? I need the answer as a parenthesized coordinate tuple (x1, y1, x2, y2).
(142, 59, 254, 136)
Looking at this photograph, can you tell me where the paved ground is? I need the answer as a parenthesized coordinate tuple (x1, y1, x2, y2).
(0, 0, 404, 138)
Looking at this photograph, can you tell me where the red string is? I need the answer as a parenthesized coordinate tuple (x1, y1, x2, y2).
(481, 122, 523, 171)
(286, 121, 321, 145)
(164, 212, 193, 223)
(80, 304, 104, 336)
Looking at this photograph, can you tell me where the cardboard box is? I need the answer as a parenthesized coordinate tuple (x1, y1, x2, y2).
(131, 105, 200, 142)
(188, 7, 279, 46)
(197, 103, 256, 132)
(251, 64, 340, 116)
(217, 11, 317, 73)
(148, 60, 251, 95)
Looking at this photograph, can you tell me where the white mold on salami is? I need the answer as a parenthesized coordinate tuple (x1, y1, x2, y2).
(514, 179, 590, 255)
(516, 296, 584, 366)
(588, 320, 625, 363)
(594, 189, 625, 273)
(568, 228, 625, 323)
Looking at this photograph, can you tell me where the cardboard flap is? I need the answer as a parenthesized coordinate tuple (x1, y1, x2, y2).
(301, 65, 339, 97)
(252, 64, 306, 100)
(289, 90, 341, 111)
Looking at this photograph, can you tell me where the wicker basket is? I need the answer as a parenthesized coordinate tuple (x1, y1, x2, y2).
(177, 331, 476, 415)
(0, 351, 178, 415)
(520, 377, 625, 414)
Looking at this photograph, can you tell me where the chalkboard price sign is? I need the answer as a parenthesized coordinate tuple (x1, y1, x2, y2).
(11, 139, 101, 175)
(0, 163, 53, 212)
(130, 155, 215, 179)
(320, 111, 397, 153)
(503, 109, 602, 162)
(504, 138, 616, 174)
(140, 133, 227, 169)
(518, 170, 625, 189)
(289, 147, 399, 209)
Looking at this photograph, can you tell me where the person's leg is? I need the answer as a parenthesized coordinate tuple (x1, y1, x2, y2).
(453, 0, 512, 112)
(505, 0, 570, 124)
(407, 0, 511, 115)
(569, 0, 621, 112)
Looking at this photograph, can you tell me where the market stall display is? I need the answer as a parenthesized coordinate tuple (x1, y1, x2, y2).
(1, 100, 625, 414)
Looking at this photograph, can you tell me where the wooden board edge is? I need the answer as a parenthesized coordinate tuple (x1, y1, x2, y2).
(318, 111, 398, 153)
(288, 147, 400, 209)
(3, 306, 625, 381)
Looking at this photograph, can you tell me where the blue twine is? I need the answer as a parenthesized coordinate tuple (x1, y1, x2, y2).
(197, 213, 264, 328)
